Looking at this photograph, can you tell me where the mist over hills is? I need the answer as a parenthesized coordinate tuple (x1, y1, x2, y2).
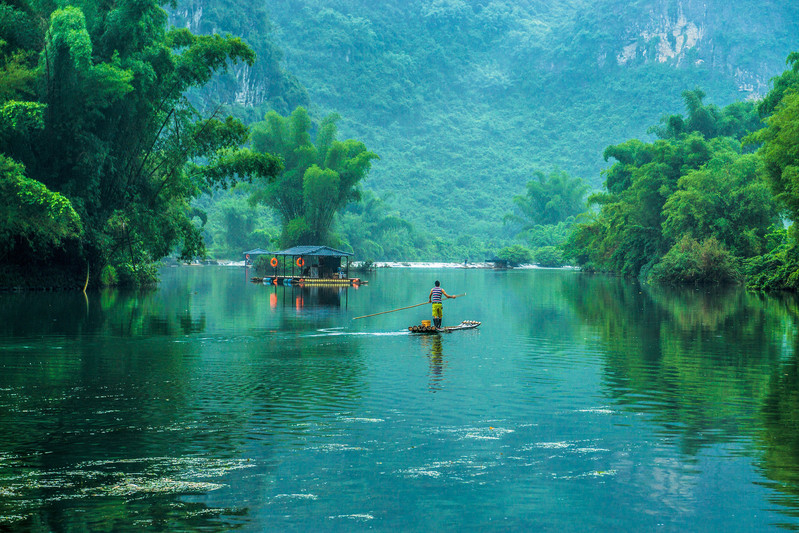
(175, 0, 798, 246)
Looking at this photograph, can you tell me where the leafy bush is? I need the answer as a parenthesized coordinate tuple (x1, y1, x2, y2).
(533, 246, 566, 267)
(649, 236, 742, 285)
(115, 263, 158, 288)
(100, 265, 118, 287)
(497, 245, 533, 267)
(745, 226, 799, 290)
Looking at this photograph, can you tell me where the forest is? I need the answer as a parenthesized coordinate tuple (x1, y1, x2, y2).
(1, 0, 799, 290)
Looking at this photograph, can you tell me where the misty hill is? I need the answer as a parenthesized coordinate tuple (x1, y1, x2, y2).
(173, 0, 798, 247)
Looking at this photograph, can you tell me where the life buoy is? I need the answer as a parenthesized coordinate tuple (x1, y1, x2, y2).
(270, 257, 278, 268)
(246, 254, 250, 260)
(296, 257, 305, 268)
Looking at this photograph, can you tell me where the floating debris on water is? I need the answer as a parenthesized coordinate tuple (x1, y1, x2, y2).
(577, 407, 615, 415)
(330, 513, 374, 521)
(274, 493, 319, 500)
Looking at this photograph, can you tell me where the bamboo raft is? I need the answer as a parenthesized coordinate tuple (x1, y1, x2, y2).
(408, 320, 481, 334)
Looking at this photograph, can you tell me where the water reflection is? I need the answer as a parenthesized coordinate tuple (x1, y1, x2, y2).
(563, 274, 799, 523)
(7, 267, 799, 530)
(420, 335, 446, 392)
(0, 267, 365, 531)
(260, 284, 350, 309)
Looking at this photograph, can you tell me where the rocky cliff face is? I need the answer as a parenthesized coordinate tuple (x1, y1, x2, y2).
(602, 0, 792, 97)
(168, 0, 307, 113)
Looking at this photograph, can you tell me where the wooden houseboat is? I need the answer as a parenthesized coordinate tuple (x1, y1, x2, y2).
(245, 245, 366, 287)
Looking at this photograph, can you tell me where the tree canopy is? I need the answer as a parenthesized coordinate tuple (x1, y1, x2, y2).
(249, 107, 378, 246)
(0, 0, 281, 286)
(566, 118, 780, 283)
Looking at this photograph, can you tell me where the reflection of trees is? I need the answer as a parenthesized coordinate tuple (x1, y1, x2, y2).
(565, 276, 788, 455)
(566, 275, 799, 522)
(755, 295, 799, 523)
(0, 266, 366, 530)
(503, 270, 582, 342)
(759, 355, 799, 524)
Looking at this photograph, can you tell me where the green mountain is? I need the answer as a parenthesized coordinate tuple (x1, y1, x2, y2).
(175, 0, 799, 253)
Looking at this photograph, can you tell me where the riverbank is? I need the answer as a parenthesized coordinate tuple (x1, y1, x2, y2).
(0, 264, 84, 291)
(195, 260, 572, 270)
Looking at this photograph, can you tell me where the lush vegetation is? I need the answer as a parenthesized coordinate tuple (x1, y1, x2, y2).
(249, 107, 378, 247)
(4, 0, 799, 290)
(564, 76, 799, 287)
(171, 0, 799, 267)
(0, 0, 280, 287)
(259, 0, 797, 257)
(502, 169, 589, 266)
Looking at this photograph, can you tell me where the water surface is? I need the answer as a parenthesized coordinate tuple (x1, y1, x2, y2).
(1, 266, 799, 531)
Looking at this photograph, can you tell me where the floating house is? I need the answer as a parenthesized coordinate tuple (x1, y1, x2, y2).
(244, 245, 364, 286)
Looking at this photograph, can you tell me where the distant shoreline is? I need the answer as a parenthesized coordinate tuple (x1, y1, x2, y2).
(177, 260, 575, 270)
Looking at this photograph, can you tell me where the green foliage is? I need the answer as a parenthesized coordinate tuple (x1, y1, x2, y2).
(0, 154, 82, 261)
(336, 190, 429, 261)
(533, 246, 566, 268)
(757, 52, 799, 118)
(521, 220, 575, 249)
(497, 244, 533, 267)
(100, 264, 118, 287)
(256, 0, 794, 249)
(661, 152, 778, 257)
(194, 186, 279, 259)
(738, 52, 799, 291)
(650, 88, 761, 141)
(504, 168, 588, 264)
(753, 86, 799, 222)
(566, 89, 779, 284)
(745, 226, 799, 291)
(507, 169, 589, 228)
(568, 133, 718, 277)
(649, 236, 742, 285)
(0, 0, 281, 286)
(250, 107, 378, 246)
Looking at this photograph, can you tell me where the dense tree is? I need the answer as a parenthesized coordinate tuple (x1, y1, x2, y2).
(337, 191, 415, 260)
(508, 169, 589, 228)
(503, 168, 588, 266)
(566, 126, 777, 282)
(661, 152, 778, 258)
(249, 107, 378, 246)
(497, 244, 533, 267)
(568, 133, 717, 277)
(743, 52, 799, 290)
(753, 62, 799, 222)
(0, 154, 82, 262)
(650, 89, 761, 142)
(256, 0, 796, 252)
(0, 0, 281, 286)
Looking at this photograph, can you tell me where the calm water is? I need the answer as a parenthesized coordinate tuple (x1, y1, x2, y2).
(2, 266, 799, 531)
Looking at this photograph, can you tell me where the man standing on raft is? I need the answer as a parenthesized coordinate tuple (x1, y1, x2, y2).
(429, 280, 457, 328)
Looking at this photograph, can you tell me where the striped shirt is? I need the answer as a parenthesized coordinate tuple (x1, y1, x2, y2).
(431, 287, 443, 303)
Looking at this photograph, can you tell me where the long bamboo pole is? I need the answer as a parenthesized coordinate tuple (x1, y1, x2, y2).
(353, 293, 466, 320)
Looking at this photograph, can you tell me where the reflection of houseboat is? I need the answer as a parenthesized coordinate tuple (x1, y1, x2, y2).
(245, 245, 366, 287)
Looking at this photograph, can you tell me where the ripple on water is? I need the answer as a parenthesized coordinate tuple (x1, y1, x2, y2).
(274, 493, 318, 500)
(329, 513, 375, 522)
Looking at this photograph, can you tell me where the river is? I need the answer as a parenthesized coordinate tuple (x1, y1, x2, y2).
(1, 265, 799, 531)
